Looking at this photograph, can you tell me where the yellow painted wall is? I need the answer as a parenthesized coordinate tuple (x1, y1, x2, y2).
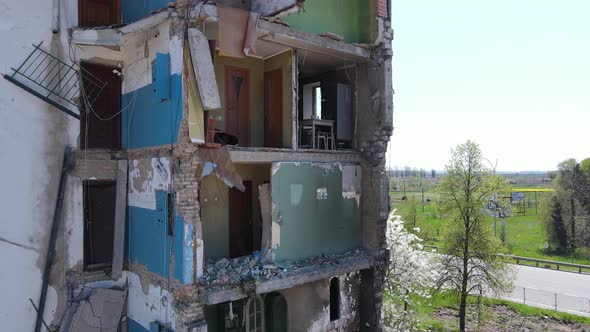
(200, 164, 271, 260)
(263, 50, 294, 148)
(212, 51, 294, 148)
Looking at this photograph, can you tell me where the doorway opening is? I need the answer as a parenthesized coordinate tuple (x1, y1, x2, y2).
(83, 180, 116, 270)
(80, 62, 122, 150)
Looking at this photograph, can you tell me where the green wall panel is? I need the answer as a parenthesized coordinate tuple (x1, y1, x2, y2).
(283, 0, 372, 44)
(271, 163, 361, 261)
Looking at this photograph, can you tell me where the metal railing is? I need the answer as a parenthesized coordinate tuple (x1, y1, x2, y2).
(3, 42, 106, 119)
(424, 245, 590, 274)
(504, 285, 590, 316)
(512, 256, 590, 274)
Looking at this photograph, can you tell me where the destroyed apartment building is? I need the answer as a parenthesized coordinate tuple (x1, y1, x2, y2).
(0, 0, 393, 331)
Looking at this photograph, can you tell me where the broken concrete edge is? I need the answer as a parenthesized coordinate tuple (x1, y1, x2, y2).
(71, 1, 373, 60)
(60, 278, 128, 332)
(198, 4, 371, 60)
(71, 11, 170, 46)
(199, 249, 373, 305)
(70, 146, 362, 166)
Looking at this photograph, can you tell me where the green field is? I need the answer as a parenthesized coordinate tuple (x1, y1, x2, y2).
(390, 187, 590, 266)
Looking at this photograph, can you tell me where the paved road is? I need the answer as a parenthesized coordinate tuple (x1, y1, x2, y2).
(503, 264, 590, 316)
(513, 265, 590, 297)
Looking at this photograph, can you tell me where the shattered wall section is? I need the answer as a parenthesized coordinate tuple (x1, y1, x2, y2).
(126, 272, 177, 331)
(270, 163, 362, 262)
(281, 273, 361, 332)
(200, 163, 271, 260)
(355, 20, 394, 332)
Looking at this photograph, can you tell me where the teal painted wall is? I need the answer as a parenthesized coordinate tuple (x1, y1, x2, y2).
(271, 163, 361, 261)
(283, 0, 373, 44)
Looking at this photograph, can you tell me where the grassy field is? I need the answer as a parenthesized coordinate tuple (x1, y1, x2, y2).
(390, 187, 590, 266)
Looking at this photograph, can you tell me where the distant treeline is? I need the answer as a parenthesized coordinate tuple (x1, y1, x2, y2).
(387, 166, 437, 179)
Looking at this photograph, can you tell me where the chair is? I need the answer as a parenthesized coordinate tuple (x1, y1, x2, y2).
(316, 131, 335, 150)
(299, 124, 313, 148)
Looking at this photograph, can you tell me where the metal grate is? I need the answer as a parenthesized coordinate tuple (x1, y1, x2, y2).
(3, 41, 106, 119)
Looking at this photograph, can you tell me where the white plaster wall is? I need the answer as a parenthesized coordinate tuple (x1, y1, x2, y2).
(127, 272, 176, 329)
(121, 20, 182, 94)
(0, 0, 82, 329)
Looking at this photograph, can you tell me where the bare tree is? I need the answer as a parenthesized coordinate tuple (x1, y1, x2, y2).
(435, 141, 514, 332)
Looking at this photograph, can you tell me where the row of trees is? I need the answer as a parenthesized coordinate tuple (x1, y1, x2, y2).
(383, 141, 513, 331)
(388, 166, 437, 179)
(546, 158, 590, 254)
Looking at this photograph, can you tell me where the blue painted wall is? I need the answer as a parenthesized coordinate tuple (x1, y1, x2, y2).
(121, 73, 182, 149)
(122, 0, 169, 24)
(128, 319, 150, 332)
(127, 191, 189, 283)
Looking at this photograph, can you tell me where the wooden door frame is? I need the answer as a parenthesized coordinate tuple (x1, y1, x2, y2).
(79, 61, 122, 150)
(264, 68, 283, 148)
(229, 180, 253, 258)
(83, 179, 117, 270)
(78, 0, 121, 27)
(224, 65, 250, 146)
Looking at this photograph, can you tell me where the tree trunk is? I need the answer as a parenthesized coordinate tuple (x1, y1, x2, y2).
(570, 196, 576, 253)
(459, 287, 468, 332)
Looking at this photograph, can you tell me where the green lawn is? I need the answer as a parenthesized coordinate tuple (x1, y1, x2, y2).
(390, 190, 590, 266)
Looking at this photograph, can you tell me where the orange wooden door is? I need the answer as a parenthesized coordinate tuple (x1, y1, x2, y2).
(264, 69, 283, 148)
(225, 66, 250, 146)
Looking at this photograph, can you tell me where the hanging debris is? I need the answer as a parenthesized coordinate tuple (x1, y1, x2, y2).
(198, 146, 245, 192)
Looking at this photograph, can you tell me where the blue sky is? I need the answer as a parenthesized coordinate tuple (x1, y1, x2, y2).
(387, 0, 590, 171)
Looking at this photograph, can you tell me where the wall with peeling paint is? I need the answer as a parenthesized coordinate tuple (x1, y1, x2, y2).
(281, 273, 361, 331)
(270, 162, 362, 262)
(120, 21, 184, 149)
(127, 157, 193, 283)
(200, 163, 271, 260)
(125, 271, 177, 331)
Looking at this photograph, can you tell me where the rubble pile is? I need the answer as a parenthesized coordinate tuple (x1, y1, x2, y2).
(199, 249, 367, 286)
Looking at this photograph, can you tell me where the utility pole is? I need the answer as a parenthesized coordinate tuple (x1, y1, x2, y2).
(502, 217, 506, 244)
(494, 215, 497, 237)
(421, 187, 425, 212)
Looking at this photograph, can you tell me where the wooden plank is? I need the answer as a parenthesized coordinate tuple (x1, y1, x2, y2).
(259, 183, 271, 259)
(187, 28, 221, 110)
(111, 159, 128, 279)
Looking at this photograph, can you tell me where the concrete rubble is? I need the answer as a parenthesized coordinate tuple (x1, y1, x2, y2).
(199, 249, 368, 286)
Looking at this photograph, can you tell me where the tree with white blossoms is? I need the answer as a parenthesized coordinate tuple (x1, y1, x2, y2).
(435, 141, 514, 332)
(382, 211, 439, 331)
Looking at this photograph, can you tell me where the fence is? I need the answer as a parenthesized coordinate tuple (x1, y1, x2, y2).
(424, 245, 590, 274)
(504, 286, 590, 316)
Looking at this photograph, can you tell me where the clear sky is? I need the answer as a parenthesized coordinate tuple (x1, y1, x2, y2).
(387, 0, 590, 172)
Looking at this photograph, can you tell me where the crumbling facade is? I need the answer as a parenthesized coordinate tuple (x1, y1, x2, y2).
(0, 0, 393, 331)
